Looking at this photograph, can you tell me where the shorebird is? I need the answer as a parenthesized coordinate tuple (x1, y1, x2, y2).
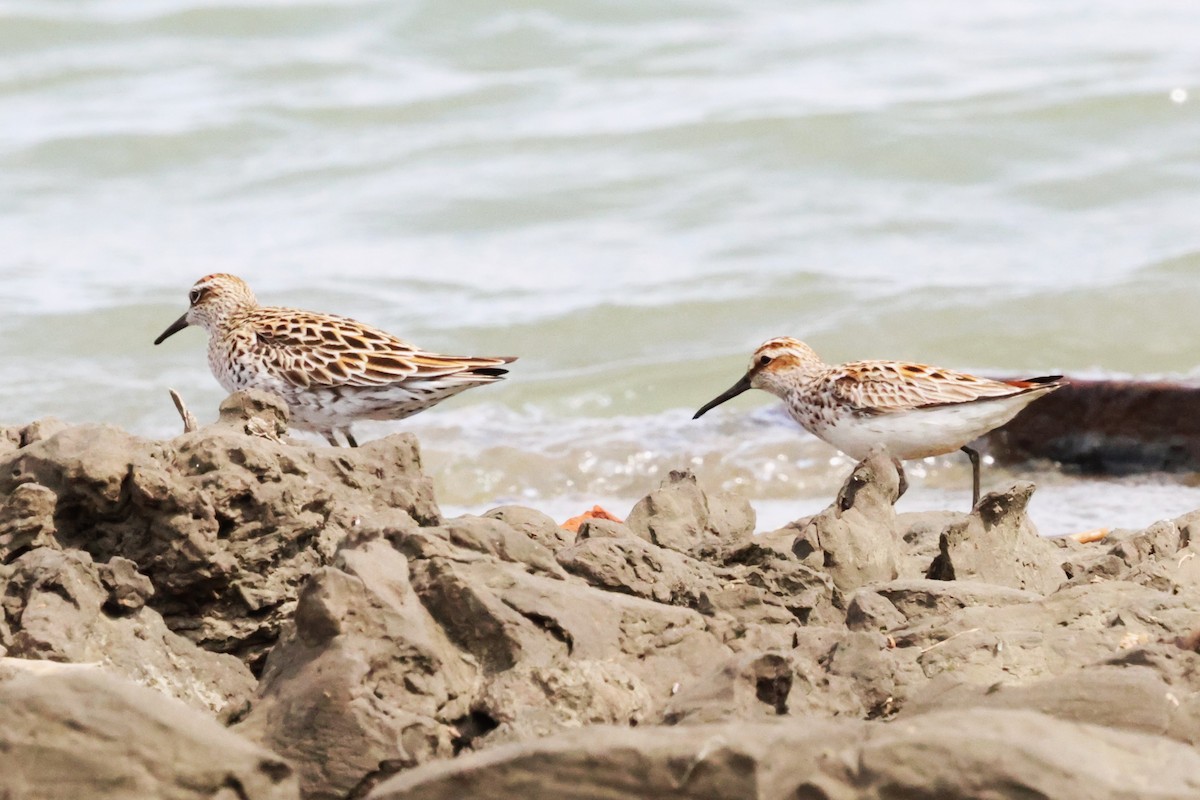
(154, 273, 515, 446)
(693, 337, 1063, 506)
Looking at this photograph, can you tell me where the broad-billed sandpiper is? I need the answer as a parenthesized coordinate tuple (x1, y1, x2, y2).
(694, 337, 1063, 505)
(155, 274, 515, 446)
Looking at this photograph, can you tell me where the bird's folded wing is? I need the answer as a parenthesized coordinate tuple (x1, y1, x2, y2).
(252, 310, 509, 388)
(830, 361, 1023, 413)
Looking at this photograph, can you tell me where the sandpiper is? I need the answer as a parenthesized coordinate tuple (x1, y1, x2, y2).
(155, 273, 515, 446)
(693, 337, 1063, 506)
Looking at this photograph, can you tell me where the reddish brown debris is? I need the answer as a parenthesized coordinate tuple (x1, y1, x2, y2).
(1069, 528, 1110, 544)
(561, 506, 624, 533)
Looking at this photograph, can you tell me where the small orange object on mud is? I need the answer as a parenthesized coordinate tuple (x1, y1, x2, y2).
(561, 506, 624, 533)
(1069, 528, 1109, 544)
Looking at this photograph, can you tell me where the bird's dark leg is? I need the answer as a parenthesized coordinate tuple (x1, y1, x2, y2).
(322, 431, 341, 447)
(344, 429, 359, 448)
(961, 446, 981, 507)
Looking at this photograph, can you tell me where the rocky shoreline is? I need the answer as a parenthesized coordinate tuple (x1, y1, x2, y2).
(4, 390, 1200, 798)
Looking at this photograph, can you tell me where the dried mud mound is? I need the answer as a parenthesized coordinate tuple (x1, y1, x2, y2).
(3, 390, 1200, 799)
(1, 391, 438, 673)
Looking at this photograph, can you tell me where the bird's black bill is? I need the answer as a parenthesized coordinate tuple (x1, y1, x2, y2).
(154, 313, 190, 345)
(693, 373, 753, 419)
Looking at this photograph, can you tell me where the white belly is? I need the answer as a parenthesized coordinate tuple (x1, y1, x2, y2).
(804, 394, 1042, 461)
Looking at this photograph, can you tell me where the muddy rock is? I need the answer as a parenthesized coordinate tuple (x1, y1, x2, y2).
(925, 482, 1065, 593)
(424, 516, 566, 579)
(236, 539, 477, 800)
(0, 546, 254, 715)
(474, 659, 653, 745)
(662, 652, 794, 724)
(784, 448, 903, 596)
(557, 523, 832, 654)
(870, 578, 1041, 625)
(751, 525, 798, 556)
(658, 650, 867, 725)
(575, 517, 636, 540)
(723, 549, 839, 628)
(896, 510, 958, 577)
(1122, 545, 1200, 594)
(1173, 508, 1200, 546)
(100, 555, 156, 613)
(0, 417, 71, 455)
(819, 630, 901, 719)
(556, 534, 720, 606)
(889, 580, 1200, 695)
(0, 426, 18, 455)
(904, 662, 1200, 746)
(343, 538, 734, 777)
(844, 589, 906, 633)
(484, 505, 575, 552)
(701, 550, 838, 651)
(0, 482, 57, 563)
(625, 470, 755, 558)
(411, 552, 730, 699)
(1062, 516, 1199, 591)
(0, 390, 439, 668)
(8, 405, 1200, 799)
(1110, 518, 1188, 564)
(368, 708, 1200, 800)
(902, 640, 1200, 747)
(0, 666, 297, 800)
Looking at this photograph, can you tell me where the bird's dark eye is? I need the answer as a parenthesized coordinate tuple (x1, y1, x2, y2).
(758, 355, 772, 366)
(188, 288, 203, 306)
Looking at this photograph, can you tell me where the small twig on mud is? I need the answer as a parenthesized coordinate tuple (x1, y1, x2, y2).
(919, 627, 981, 655)
(169, 388, 199, 434)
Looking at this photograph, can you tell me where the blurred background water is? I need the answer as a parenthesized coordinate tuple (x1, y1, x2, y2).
(3, 0, 1200, 533)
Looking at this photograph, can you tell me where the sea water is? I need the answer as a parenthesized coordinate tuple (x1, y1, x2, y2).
(4, 0, 1200, 533)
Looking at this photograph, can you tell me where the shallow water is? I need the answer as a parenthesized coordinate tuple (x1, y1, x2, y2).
(3, 0, 1200, 535)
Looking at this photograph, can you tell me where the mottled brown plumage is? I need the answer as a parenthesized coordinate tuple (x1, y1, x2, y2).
(695, 337, 1063, 506)
(155, 273, 515, 446)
